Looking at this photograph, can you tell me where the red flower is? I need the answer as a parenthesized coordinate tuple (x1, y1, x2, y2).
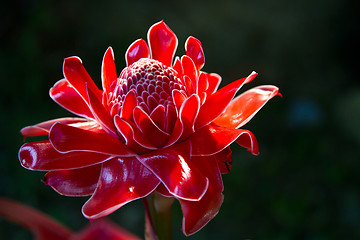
(18, 21, 279, 235)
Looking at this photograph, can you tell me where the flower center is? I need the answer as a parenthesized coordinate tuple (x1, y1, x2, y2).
(108, 58, 186, 115)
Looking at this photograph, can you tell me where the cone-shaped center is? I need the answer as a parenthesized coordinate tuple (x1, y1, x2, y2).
(109, 58, 186, 115)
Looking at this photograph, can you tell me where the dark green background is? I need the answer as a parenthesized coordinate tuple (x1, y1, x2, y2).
(1, 0, 359, 239)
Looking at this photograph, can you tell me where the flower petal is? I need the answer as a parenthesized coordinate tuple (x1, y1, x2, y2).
(101, 47, 117, 94)
(133, 106, 170, 148)
(190, 125, 256, 156)
(205, 73, 221, 95)
(44, 165, 101, 196)
(179, 155, 223, 236)
(235, 129, 259, 155)
(181, 55, 198, 92)
(120, 90, 138, 121)
(214, 85, 280, 129)
(149, 105, 166, 131)
(185, 36, 205, 72)
(126, 39, 150, 66)
(50, 79, 94, 119)
(195, 71, 257, 130)
(19, 141, 112, 171)
(179, 94, 200, 140)
(147, 21, 178, 67)
(20, 117, 90, 138)
(49, 123, 135, 156)
(214, 147, 232, 174)
(82, 157, 160, 219)
(136, 142, 209, 201)
(63, 56, 102, 104)
(0, 198, 73, 240)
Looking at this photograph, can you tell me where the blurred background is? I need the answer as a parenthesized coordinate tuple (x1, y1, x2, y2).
(0, 0, 359, 239)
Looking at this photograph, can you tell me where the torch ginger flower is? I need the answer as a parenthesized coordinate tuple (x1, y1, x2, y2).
(18, 21, 280, 236)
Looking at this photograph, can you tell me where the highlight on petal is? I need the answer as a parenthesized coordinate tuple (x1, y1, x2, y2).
(82, 157, 160, 219)
(136, 142, 209, 201)
(49, 122, 135, 156)
(147, 20, 178, 67)
(0, 198, 73, 240)
(101, 47, 117, 94)
(19, 141, 113, 171)
(185, 36, 205, 71)
(50, 79, 95, 119)
(235, 129, 259, 155)
(205, 73, 222, 95)
(179, 94, 200, 139)
(44, 165, 101, 196)
(213, 85, 280, 129)
(126, 39, 150, 66)
(195, 71, 258, 130)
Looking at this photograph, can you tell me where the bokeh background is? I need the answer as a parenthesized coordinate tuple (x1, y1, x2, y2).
(1, 0, 359, 239)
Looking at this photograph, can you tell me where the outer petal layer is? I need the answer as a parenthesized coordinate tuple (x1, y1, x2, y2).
(101, 47, 117, 94)
(126, 39, 150, 66)
(214, 85, 280, 129)
(82, 157, 160, 219)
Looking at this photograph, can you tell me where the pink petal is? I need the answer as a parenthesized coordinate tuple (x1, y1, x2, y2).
(0, 198, 73, 240)
(133, 106, 170, 148)
(136, 142, 209, 201)
(21, 117, 90, 138)
(147, 21, 178, 67)
(179, 155, 223, 236)
(63, 56, 102, 104)
(195, 71, 257, 130)
(19, 141, 112, 171)
(101, 47, 117, 94)
(82, 157, 160, 219)
(179, 94, 200, 140)
(49, 123, 135, 156)
(185, 36, 205, 71)
(205, 73, 221, 95)
(50, 79, 94, 119)
(125, 39, 150, 66)
(189, 125, 257, 156)
(214, 85, 280, 129)
(71, 219, 141, 240)
(44, 165, 101, 196)
(114, 116, 156, 153)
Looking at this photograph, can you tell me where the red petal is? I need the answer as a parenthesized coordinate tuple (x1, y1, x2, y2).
(44, 165, 101, 196)
(179, 155, 223, 235)
(205, 73, 221, 95)
(236, 129, 259, 155)
(147, 21, 178, 67)
(195, 71, 257, 130)
(126, 39, 150, 66)
(197, 72, 209, 95)
(50, 79, 94, 119)
(101, 47, 117, 94)
(214, 147, 232, 174)
(185, 36, 205, 71)
(63, 56, 102, 104)
(181, 55, 198, 92)
(71, 219, 141, 240)
(190, 125, 256, 156)
(165, 104, 177, 134)
(172, 89, 187, 113)
(133, 107, 170, 148)
(82, 157, 160, 219)
(19, 141, 112, 171)
(0, 198, 73, 240)
(172, 56, 183, 75)
(49, 123, 135, 156)
(136, 142, 209, 201)
(150, 105, 166, 131)
(120, 90, 138, 121)
(179, 94, 200, 140)
(214, 85, 280, 129)
(21, 117, 90, 138)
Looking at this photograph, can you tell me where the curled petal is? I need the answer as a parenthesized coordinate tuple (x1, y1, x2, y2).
(49, 123, 135, 156)
(82, 157, 160, 219)
(136, 142, 209, 201)
(20, 117, 90, 138)
(236, 129, 259, 155)
(185, 36, 205, 71)
(0, 198, 73, 240)
(150, 105, 166, 131)
(126, 39, 150, 66)
(172, 89, 187, 113)
(214, 85, 280, 129)
(44, 165, 101, 196)
(19, 141, 112, 171)
(205, 73, 222, 95)
(50, 79, 94, 119)
(190, 125, 257, 156)
(179, 155, 223, 236)
(195, 71, 257, 130)
(63, 56, 102, 104)
(148, 21, 178, 67)
(101, 47, 117, 94)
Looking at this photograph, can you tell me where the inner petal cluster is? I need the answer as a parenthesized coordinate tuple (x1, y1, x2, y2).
(107, 58, 186, 116)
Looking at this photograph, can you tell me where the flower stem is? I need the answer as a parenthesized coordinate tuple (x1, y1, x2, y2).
(144, 192, 174, 240)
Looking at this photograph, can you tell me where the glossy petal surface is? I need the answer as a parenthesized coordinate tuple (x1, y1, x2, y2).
(214, 85, 280, 129)
(82, 157, 160, 219)
(185, 36, 205, 71)
(126, 39, 150, 66)
(102, 47, 117, 94)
